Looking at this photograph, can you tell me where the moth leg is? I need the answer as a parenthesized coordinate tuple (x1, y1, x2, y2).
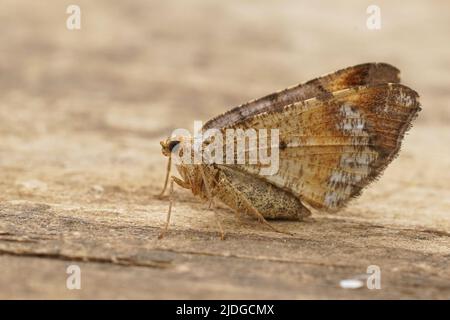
(210, 169, 291, 234)
(199, 166, 226, 240)
(208, 182, 243, 227)
(158, 176, 175, 239)
(227, 182, 293, 236)
(230, 207, 244, 225)
(198, 165, 215, 209)
(158, 155, 172, 198)
(212, 207, 225, 240)
(202, 186, 227, 240)
(158, 173, 196, 239)
(172, 176, 190, 189)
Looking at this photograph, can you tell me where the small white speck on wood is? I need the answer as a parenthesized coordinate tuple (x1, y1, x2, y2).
(339, 279, 364, 289)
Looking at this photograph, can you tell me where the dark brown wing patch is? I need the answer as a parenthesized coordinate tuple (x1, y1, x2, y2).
(203, 63, 400, 130)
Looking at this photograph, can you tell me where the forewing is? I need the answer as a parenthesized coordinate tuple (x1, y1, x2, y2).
(203, 63, 400, 130)
(217, 83, 421, 211)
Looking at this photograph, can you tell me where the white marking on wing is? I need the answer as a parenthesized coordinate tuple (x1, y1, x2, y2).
(337, 103, 366, 134)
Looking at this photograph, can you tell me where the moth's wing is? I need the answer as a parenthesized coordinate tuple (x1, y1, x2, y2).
(203, 63, 400, 130)
(217, 83, 421, 211)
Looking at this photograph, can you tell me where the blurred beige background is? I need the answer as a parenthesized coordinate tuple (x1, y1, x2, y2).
(0, 0, 449, 299)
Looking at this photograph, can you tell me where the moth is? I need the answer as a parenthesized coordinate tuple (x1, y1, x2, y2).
(158, 63, 421, 239)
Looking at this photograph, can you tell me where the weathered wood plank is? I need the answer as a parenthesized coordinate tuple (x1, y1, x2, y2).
(0, 0, 449, 299)
(0, 196, 449, 299)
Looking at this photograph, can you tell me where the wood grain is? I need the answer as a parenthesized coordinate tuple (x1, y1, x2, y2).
(0, 0, 449, 299)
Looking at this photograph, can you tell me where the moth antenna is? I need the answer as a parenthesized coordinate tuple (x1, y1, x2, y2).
(158, 154, 172, 197)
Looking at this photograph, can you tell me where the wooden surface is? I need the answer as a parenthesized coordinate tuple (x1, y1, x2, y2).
(0, 0, 449, 299)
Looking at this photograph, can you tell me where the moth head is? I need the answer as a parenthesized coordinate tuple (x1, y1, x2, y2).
(160, 138, 181, 157)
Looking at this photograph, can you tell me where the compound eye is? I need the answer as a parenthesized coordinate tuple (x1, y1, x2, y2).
(168, 140, 180, 152)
